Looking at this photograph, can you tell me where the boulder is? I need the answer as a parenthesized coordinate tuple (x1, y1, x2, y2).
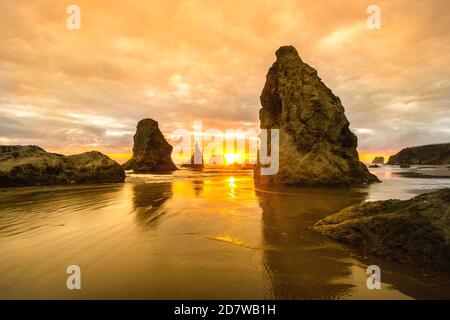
(123, 119, 177, 173)
(371, 156, 385, 164)
(0, 145, 125, 187)
(254, 46, 379, 187)
(313, 189, 450, 272)
(387, 143, 450, 165)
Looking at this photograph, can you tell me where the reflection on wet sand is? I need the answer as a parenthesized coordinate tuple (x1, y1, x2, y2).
(0, 168, 449, 299)
(132, 182, 172, 228)
(191, 179, 204, 197)
(0, 184, 124, 239)
(257, 187, 367, 299)
(257, 185, 450, 299)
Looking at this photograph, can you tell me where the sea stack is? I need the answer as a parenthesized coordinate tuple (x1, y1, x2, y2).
(123, 119, 177, 173)
(255, 46, 379, 187)
(181, 142, 204, 169)
(372, 157, 385, 165)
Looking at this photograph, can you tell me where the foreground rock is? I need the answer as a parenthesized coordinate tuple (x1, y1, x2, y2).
(254, 46, 379, 187)
(387, 143, 450, 165)
(371, 157, 385, 165)
(0, 145, 125, 187)
(123, 119, 177, 173)
(314, 189, 450, 272)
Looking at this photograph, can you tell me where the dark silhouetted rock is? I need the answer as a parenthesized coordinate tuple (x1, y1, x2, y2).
(371, 156, 385, 164)
(314, 189, 450, 272)
(181, 142, 204, 169)
(387, 143, 450, 165)
(369, 164, 380, 168)
(254, 46, 379, 187)
(123, 119, 177, 173)
(0, 145, 125, 187)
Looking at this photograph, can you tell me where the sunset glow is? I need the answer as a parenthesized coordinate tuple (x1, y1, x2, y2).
(224, 154, 241, 164)
(1, 0, 449, 158)
(1, 0, 449, 304)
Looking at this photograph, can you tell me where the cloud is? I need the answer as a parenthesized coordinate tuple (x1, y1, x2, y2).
(0, 0, 449, 157)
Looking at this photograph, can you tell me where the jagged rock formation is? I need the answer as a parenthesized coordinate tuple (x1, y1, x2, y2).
(371, 157, 385, 164)
(387, 143, 450, 165)
(254, 46, 379, 186)
(314, 189, 450, 272)
(181, 142, 204, 169)
(0, 145, 125, 187)
(123, 119, 177, 173)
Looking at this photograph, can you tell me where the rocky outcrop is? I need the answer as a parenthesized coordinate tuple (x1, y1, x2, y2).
(123, 119, 177, 173)
(371, 157, 385, 164)
(314, 189, 450, 272)
(254, 46, 379, 186)
(0, 145, 125, 187)
(181, 143, 204, 169)
(387, 143, 450, 165)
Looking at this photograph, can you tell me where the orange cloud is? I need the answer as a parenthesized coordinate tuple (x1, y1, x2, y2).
(0, 0, 449, 157)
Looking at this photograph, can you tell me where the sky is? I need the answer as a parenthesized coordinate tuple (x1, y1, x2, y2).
(0, 0, 449, 163)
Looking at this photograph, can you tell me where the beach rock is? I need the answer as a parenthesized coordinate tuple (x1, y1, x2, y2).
(369, 164, 380, 168)
(387, 143, 450, 165)
(372, 157, 385, 165)
(0, 145, 125, 187)
(313, 189, 450, 272)
(123, 118, 177, 173)
(181, 142, 204, 169)
(254, 46, 379, 186)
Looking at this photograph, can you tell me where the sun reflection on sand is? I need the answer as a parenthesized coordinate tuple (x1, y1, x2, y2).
(1, 169, 449, 299)
(226, 177, 236, 199)
(224, 154, 241, 164)
(206, 235, 246, 247)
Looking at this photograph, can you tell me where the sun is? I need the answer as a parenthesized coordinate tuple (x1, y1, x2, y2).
(224, 154, 240, 164)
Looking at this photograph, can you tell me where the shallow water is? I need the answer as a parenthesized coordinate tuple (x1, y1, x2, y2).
(0, 166, 449, 299)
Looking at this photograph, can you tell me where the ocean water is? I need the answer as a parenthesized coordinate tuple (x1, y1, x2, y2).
(0, 166, 449, 299)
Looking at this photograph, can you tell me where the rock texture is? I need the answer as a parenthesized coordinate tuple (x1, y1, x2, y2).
(314, 189, 450, 272)
(387, 143, 450, 165)
(0, 145, 125, 187)
(371, 157, 385, 164)
(255, 46, 379, 186)
(123, 119, 177, 173)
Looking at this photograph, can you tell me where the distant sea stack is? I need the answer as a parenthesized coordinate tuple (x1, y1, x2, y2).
(314, 188, 450, 272)
(0, 145, 125, 187)
(387, 143, 450, 165)
(254, 46, 379, 187)
(123, 118, 177, 173)
(181, 142, 204, 169)
(371, 157, 385, 165)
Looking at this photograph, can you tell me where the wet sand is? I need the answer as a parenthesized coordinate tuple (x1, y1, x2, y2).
(0, 167, 449, 299)
(390, 165, 450, 179)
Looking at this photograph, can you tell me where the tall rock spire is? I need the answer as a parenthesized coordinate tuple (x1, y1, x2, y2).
(255, 46, 379, 186)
